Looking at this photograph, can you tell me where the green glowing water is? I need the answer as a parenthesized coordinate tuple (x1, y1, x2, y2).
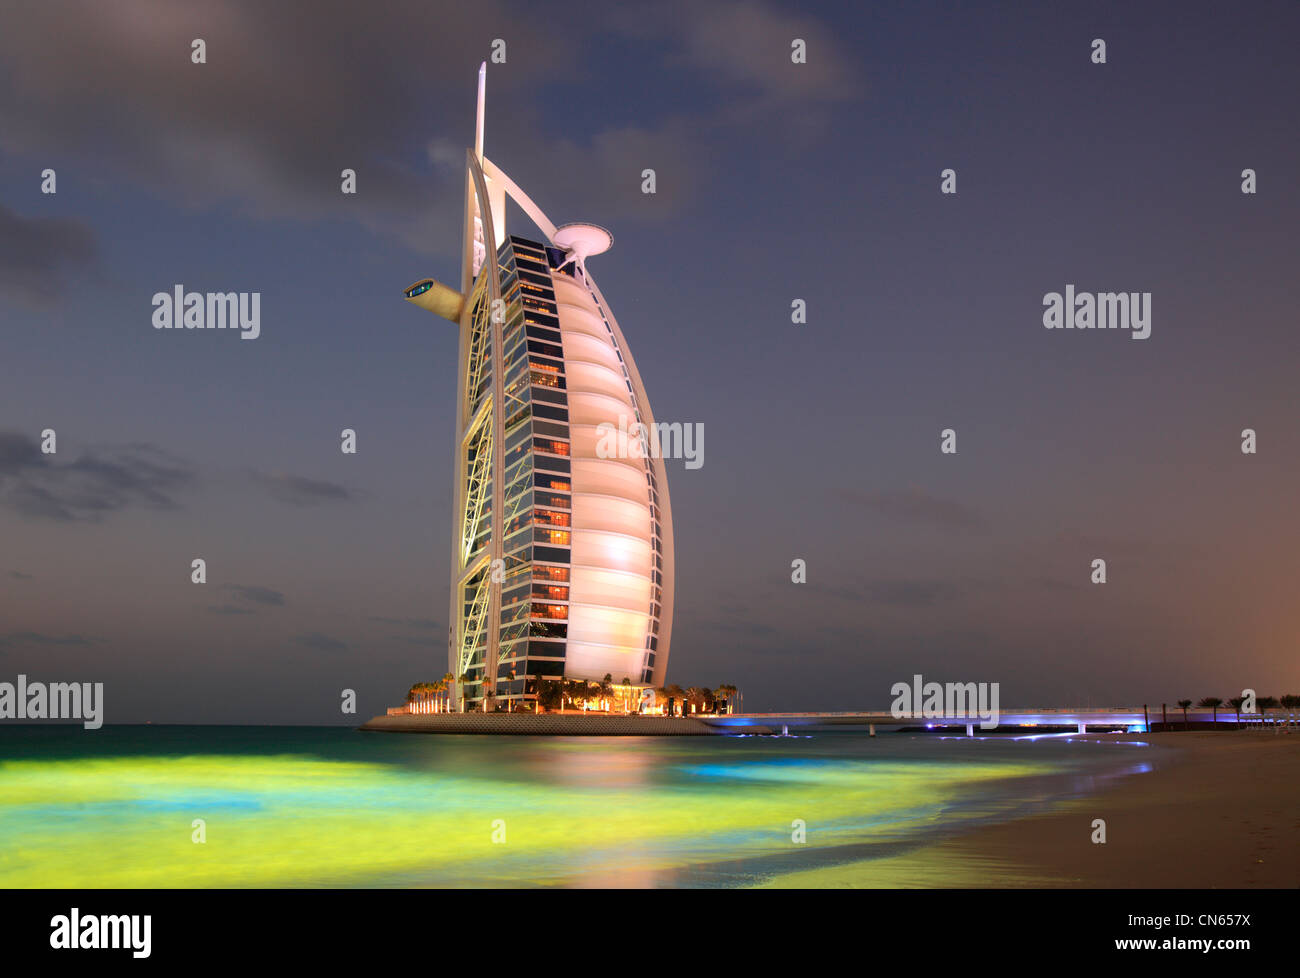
(0, 726, 1147, 887)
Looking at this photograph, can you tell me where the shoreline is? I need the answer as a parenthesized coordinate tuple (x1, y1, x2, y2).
(763, 731, 1300, 888)
(358, 712, 773, 736)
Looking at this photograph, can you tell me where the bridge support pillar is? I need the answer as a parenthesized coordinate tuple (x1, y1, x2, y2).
(965, 722, 974, 737)
(1077, 722, 1087, 734)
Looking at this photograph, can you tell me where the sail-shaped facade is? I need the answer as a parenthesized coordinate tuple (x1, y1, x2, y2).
(402, 66, 674, 711)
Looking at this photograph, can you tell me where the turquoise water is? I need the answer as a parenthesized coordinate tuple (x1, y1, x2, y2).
(0, 726, 1156, 887)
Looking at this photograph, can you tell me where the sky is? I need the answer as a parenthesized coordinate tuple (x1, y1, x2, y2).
(1, 0, 1298, 722)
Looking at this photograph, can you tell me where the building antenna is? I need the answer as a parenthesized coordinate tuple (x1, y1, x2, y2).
(475, 62, 486, 161)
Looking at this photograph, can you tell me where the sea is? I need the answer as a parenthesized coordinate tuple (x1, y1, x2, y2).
(0, 725, 1159, 887)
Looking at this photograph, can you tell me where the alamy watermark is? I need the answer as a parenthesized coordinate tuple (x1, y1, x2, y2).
(1043, 285, 1150, 339)
(595, 416, 703, 469)
(0, 674, 103, 729)
(50, 908, 150, 958)
(890, 673, 1000, 730)
(152, 285, 261, 339)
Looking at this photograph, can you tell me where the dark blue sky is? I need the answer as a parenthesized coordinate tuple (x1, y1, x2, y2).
(2, 0, 1298, 722)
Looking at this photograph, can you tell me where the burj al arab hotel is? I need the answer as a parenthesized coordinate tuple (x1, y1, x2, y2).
(403, 65, 674, 711)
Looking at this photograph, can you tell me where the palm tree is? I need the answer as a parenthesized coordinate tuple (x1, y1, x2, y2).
(458, 672, 472, 712)
(684, 687, 706, 716)
(536, 679, 563, 713)
(505, 669, 517, 711)
(1228, 696, 1246, 728)
(1257, 696, 1278, 728)
(1177, 699, 1192, 730)
(600, 674, 614, 712)
(653, 686, 668, 715)
(442, 673, 455, 713)
(621, 676, 633, 714)
(1281, 694, 1300, 730)
(714, 684, 737, 715)
(664, 684, 684, 716)
(413, 682, 437, 714)
(1198, 696, 1223, 724)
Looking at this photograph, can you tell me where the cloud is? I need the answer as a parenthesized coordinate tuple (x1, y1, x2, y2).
(388, 635, 440, 649)
(0, 1, 578, 254)
(0, 203, 98, 307)
(1051, 529, 1151, 558)
(606, 0, 861, 129)
(207, 604, 254, 616)
(668, 0, 860, 106)
(0, 432, 43, 470)
(369, 617, 443, 651)
(225, 585, 286, 607)
(0, 2, 857, 255)
(682, 616, 777, 638)
(812, 577, 961, 608)
(367, 616, 439, 630)
(9, 571, 34, 581)
(473, 1, 864, 224)
(865, 579, 960, 608)
(467, 117, 710, 226)
(0, 631, 98, 653)
(833, 486, 987, 531)
(251, 471, 359, 507)
(1032, 576, 1077, 592)
(294, 632, 348, 653)
(0, 431, 197, 522)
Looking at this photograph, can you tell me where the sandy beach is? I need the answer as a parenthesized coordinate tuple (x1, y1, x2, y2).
(765, 731, 1300, 888)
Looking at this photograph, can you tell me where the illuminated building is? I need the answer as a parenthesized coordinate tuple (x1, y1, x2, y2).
(402, 65, 674, 710)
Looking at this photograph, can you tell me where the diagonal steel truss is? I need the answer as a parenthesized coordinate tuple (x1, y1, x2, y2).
(460, 401, 493, 565)
(463, 275, 491, 419)
(457, 558, 492, 681)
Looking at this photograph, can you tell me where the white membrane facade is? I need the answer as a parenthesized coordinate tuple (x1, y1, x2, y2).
(402, 66, 674, 710)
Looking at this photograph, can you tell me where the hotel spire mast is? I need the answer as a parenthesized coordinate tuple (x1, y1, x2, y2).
(474, 60, 485, 162)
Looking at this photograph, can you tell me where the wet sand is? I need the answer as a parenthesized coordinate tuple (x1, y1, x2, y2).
(763, 731, 1300, 888)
